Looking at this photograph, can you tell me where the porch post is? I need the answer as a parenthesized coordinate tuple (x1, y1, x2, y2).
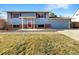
(22, 18, 24, 29)
(69, 19, 71, 29)
(33, 18, 35, 29)
(34, 19, 35, 29)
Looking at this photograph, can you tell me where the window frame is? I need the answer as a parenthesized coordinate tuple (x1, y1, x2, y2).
(11, 13, 21, 18)
(36, 13, 46, 18)
(13, 25, 19, 28)
(38, 24, 44, 28)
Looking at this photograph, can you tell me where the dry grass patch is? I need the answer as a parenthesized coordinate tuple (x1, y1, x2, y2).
(0, 32, 79, 55)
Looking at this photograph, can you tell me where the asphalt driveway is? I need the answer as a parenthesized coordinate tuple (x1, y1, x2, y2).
(58, 29, 79, 41)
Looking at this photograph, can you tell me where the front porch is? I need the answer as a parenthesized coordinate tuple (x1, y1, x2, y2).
(9, 17, 51, 30)
(20, 16, 36, 29)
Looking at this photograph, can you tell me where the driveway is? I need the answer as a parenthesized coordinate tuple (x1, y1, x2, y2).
(57, 29, 79, 41)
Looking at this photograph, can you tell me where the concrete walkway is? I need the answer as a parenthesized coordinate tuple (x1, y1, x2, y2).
(16, 29, 56, 32)
(0, 29, 56, 34)
(57, 29, 79, 41)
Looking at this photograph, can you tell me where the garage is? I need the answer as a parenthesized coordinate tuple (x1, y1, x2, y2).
(50, 18, 71, 29)
(71, 9, 79, 28)
(72, 22, 79, 28)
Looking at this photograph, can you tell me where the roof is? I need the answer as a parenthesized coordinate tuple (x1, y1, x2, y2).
(71, 8, 79, 18)
(6, 11, 50, 13)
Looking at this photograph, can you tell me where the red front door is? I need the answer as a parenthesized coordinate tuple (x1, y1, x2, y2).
(28, 24, 32, 27)
(27, 20, 32, 29)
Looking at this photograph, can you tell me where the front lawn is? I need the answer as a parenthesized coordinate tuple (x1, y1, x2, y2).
(0, 32, 79, 55)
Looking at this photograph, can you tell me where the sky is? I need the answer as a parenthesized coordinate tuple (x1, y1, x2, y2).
(0, 4, 79, 19)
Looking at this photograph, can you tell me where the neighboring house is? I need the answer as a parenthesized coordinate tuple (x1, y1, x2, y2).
(72, 9, 79, 28)
(0, 19, 7, 30)
(6, 11, 71, 30)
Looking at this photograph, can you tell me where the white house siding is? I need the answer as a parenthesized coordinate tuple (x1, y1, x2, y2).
(9, 18, 50, 25)
(46, 13, 49, 18)
(8, 12, 49, 25)
(71, 9, 79, 28)
(8, 18, 70, 29)
(72, 9, 79, 22)
(10, 18, 22, 25)
(7, 13, 12, 24)
(35, 18, 50, 25)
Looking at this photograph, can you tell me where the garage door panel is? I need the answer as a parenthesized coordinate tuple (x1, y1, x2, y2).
(51, 20, 69, 29)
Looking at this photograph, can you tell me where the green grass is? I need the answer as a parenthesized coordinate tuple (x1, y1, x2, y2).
(0, 32, 79, 55)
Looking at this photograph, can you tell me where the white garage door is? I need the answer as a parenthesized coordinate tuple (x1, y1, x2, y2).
(51, 20, 70, 29)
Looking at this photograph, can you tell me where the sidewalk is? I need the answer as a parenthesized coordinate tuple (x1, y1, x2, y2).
(58, 29, 79, 41)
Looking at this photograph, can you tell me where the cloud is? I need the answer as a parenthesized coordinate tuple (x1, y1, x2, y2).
(45, 4, 70, 10)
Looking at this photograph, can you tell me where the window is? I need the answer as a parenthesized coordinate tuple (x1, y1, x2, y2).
(38, 24, 44, 28)
(13, 25, 19, 28)
(13, 14, 20, 18)
(76, 14, 79, 16)
(36, 13, 46, 18)
(11, 13, 21, 18)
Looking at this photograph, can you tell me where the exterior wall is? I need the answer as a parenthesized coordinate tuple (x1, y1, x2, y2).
(35, 18, 50, 24)
(7, 12, 71, 29)
(50, 19, 70, 29)
(10, 18, 22, 25)
(71, 10, 79, 28)
(7, 12, 49, 25)
(7, 12, 12, 24)
(7, 25, 13, 30)
(35, 18, 51, 28)
(0, 19, 7, 29)
(46, 13, 49, 18)
(10, 18, 50, 25)
(72, 22, 79, 28)
(9, 18, 36, 25)
(72, 10, 79, 22)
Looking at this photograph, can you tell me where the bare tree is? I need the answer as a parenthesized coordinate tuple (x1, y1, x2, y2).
(49, 12, 57, 18)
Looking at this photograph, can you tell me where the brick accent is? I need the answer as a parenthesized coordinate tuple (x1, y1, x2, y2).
(32, 24, 35, 28)
(19, 24, 28, 28)
(35, 24, 37, 28)
(19, 24, 22, 28)
(7, 24, 51, 30)
(45, 24, 51, 28)
(7, 25, 13, 30)
(72, 22, 79, 28)
(23, 24, 27, 28)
